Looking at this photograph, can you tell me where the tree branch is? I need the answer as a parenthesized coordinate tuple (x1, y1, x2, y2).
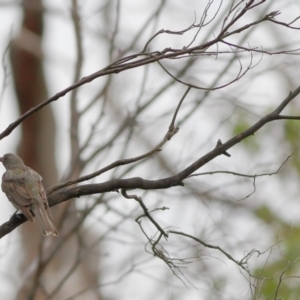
(0, 2, 298, 141)
(1, 85, 300, 238)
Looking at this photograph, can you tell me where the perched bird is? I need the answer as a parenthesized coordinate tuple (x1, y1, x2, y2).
(0, 153, 58, 236)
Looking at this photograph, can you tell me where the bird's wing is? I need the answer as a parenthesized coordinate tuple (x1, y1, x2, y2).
(37, 178, 50, 208)
(29, 170, 58, 236)
(35, 173, 55, 220)
(2, 168, 34, 221)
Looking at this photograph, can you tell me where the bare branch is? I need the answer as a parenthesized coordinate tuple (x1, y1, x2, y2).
(48, 87, 191, 194)
(1, 85, 300, 238)
(168, 230, 249, 272)
(1, 2, 299, 141)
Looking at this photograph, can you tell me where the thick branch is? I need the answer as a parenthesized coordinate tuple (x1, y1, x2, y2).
(0, 86, 300, 238)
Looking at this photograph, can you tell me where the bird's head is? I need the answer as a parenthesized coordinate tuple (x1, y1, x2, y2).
(0, 153, 25, 170)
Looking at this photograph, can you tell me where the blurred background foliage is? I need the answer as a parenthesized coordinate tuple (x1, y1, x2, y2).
(0, 1, 299, 299)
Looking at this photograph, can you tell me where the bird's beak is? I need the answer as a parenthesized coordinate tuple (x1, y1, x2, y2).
(0, 157, 3, 162)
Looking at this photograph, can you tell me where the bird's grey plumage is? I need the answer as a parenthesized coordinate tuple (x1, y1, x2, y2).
(0, 153, 58, 236)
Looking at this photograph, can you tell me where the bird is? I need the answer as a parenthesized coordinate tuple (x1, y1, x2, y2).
(0, 153, 58, 236)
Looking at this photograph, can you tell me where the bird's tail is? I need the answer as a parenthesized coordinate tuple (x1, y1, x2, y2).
(31, 202, 58, 236)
